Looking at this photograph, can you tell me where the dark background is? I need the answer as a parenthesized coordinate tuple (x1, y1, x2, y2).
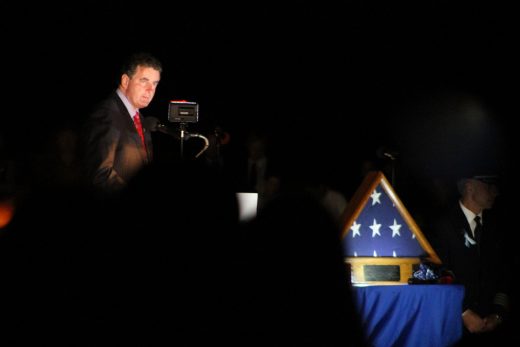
(2, 2, 517, 199)
(2, 3, 518, 342)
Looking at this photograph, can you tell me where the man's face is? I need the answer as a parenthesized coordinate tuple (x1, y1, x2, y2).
(471, 179, 498, 210)
(122, 65, 161, 109)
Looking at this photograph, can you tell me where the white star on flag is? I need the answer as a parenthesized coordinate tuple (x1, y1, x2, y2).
(342, 173, 440, 262)
(390, 219, 402, 237)
(369, 219, 382, 237)
(351, 221, 361, 238)
(370, 189, 381, 206)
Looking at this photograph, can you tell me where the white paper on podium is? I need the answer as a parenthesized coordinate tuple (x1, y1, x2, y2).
(236, 192, 258, 222)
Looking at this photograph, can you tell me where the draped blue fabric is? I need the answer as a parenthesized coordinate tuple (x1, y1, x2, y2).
(353, 285, 464, 347)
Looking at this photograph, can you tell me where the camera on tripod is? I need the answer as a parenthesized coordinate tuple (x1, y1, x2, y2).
(168, 100, 199, 123)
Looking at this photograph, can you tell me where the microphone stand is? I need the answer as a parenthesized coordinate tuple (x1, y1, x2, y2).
(381, 151, 397, 188)
(153, 120, 208, 160)
(176, 122, 209, 160)
(179, 122, 187, 160)
(385, 154, 396, 188)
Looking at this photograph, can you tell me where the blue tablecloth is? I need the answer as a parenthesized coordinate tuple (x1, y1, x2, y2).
(353, 284, 464, 347)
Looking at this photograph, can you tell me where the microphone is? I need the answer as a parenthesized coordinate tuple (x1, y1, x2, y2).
(143, 116, 180, 139)
(143, 116, 209, 158)
(376, 147, 399, 160)
(143, 116, 161, 132)
(142, 117, 208, 157)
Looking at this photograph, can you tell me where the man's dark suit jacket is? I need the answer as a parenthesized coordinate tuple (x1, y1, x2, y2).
(82, 92, 153, 193)
(430, 203, 508, 317)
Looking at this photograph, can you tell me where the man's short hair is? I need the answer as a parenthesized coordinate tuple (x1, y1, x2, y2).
(121, 52, 163, 78)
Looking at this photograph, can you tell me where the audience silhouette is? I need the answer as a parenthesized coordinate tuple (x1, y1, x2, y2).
(236, 190, 367, 346)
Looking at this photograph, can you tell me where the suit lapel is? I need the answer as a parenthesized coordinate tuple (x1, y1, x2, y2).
(115, 95, 150, 163)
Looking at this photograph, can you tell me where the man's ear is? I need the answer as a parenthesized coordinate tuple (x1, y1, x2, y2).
(120, 74, 130, 90)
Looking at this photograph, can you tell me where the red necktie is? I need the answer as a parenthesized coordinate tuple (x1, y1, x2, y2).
(133, 111, 146, 148)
